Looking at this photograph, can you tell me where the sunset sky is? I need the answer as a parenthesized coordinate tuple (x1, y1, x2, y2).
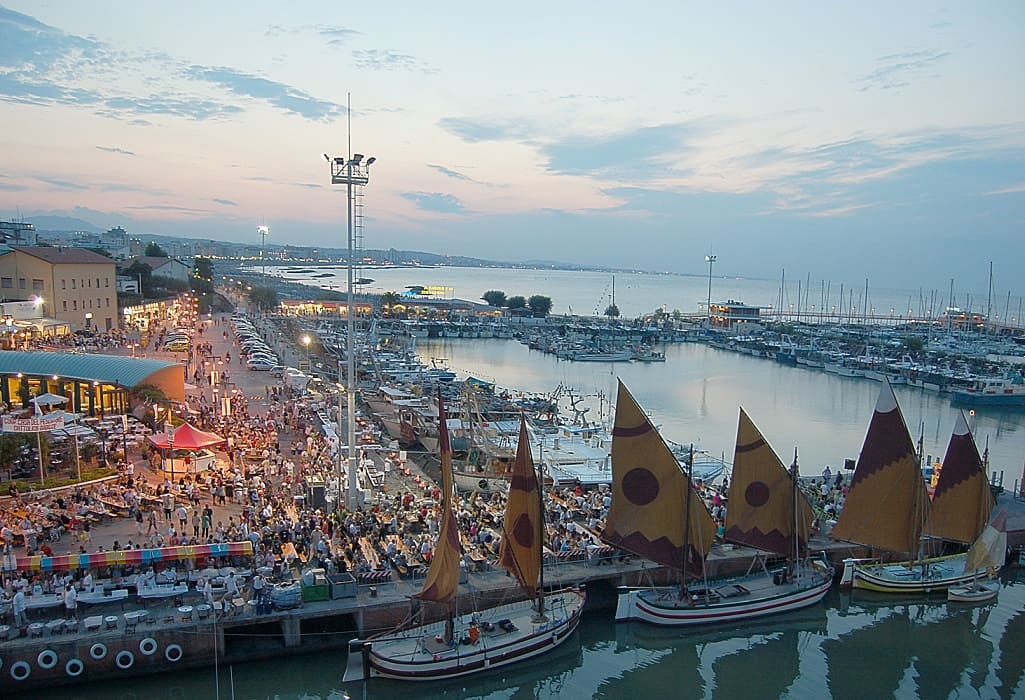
(1, 2, 1023, 292)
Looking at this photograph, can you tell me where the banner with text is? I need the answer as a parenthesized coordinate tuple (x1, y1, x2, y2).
(1, 414, 64, 433)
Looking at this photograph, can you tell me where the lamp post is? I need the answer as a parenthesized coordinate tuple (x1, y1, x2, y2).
(324, 142, 375, 511)
(301, 334, 311, 369)
(258, 225, 270, 276)
(705, 254, 717, 329)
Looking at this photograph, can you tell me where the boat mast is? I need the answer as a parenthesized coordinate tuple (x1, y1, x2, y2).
(537, 449, 546, 618)
(791, 447, 800, 576)
(680, 444, 694, 598)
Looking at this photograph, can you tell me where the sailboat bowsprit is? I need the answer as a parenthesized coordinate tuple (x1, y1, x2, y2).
(343, 397, 585, 682)
(605, 380, 832, 626)
(835, 380, 999, 594)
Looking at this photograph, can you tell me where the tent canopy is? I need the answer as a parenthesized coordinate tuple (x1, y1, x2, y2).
(32, 393, 69, 407)
(147, 422, 225, 450)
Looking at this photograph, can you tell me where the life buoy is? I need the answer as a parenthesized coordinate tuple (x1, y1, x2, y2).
(37, 648, 58, 669)
(90, 642, 108, 660)
(139, 637, 158, 656)
(478, 479, 489, 490)
(10, 660, 31, 681)
(165, 644, 183, 662)
(115, 650, 134, 669)
(65, 657, 84, 677)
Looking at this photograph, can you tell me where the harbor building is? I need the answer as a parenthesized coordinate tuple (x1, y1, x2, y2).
(708, 299, 764, 332)
(0, 246, 118, 332)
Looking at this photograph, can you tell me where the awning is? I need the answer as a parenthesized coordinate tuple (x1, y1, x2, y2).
(13, 540, 253, 572)
(147, 422, 225, 450)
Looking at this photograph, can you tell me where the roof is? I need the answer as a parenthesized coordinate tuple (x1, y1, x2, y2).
(129, 256, 185, 270)
(10, 246, 115, 265)
(0, 351, 177, 388)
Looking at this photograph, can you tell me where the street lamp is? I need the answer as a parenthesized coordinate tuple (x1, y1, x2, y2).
(705, 254, 717, 329)
(324, 141, 375, 511)
(258, 225, 270, 276)
(301, 334, 311, 367)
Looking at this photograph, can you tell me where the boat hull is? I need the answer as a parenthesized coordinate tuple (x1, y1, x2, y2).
(947, 580, 999, 603)
(841, 553, 988, 594)
(614, 563, 832, 626)
(344, 588, 585, 682)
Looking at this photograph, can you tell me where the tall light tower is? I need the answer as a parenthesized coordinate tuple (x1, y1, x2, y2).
(257, 225, 270, 276)
(323, 149, 375, 511)
(705, 253, 717, 329)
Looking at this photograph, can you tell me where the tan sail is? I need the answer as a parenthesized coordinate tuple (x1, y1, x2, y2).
(832, 380, 931, 554)
(416, 395, 462, 604)
(724, 408, 813, 559)
(498, 416, 542, 598)
(603, 380, 715, 571)
(926, 411, 994, 544)
(963, 509, 1007, 573)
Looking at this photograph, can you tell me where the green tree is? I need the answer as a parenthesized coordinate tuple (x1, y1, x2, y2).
(604, 304, 620, 319)
(124, 260, 153, 296)
(903, 336, 925, 352)
(144, 242, 169, 257)
(193, 257, 214, 280)
(380, 291, 402, 317)
(482, 290, 507, 307)
(528, 295, 553, 316)
(248, 285, 280, 311)
(506, 295, 527, 310)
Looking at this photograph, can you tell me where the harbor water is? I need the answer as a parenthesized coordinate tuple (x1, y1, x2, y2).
(26, 571, 1025, 699)
(414, 337, 1025, 482)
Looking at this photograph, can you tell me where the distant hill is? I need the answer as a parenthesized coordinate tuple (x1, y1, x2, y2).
(30, 215, 104, 233)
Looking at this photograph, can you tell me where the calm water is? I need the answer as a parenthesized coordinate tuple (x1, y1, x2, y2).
(270, 264, 1025, 325)
(28, 571, 1025, 700)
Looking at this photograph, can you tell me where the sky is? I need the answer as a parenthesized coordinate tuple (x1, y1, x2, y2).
(1, 2, 1023, 294)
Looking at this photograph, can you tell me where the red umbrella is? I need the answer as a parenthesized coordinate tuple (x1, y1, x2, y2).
(147, 422, 225, 450)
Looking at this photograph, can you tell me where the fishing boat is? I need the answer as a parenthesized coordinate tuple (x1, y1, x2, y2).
(605, 380, 832, 626)
(835, 383, 995, 593)
(343, 399, 585, 682)
(950, 372, 1025, 407)
(947, 509, 1007, 603)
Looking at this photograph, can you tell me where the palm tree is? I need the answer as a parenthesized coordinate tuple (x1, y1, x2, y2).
(380, 291, 402, 317)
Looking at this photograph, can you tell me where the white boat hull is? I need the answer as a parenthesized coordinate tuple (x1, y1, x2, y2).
(840, 553, 989, 594)
(344, 588, 584, 682)
(947, 580, 999, 603)
(615, 563, 832, 626)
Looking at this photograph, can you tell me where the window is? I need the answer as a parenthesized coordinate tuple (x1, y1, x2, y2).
(106, 298, 110, 308)
(71, 279, 76, 289)
(18, 278, 25, 289)
(32, 279, 44, 291)
(61, 280, 66, 290)
(87, 278, 91, 288)
(0, 278, 11, 289)
(96, 278, 100, 287)
(73, 300, 78, 310)
(104, 277, 109, 288)
(62, 301, 67, 311)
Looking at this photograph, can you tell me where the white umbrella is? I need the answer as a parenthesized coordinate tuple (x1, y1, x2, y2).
(31, 393, 70, 407)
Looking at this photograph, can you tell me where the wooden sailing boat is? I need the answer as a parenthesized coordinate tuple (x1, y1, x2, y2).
(606, 380, 832, 626)
(948, 509, 1007, 602)
(344, 400, 584, 682)
(835, 382, 995, 593)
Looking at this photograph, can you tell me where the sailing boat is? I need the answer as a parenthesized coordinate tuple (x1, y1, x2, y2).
(605, 381, 832, 626)
(343, 400, 585, 682)
(948, 509, 1007, 602)
(835, 382, 995, 593)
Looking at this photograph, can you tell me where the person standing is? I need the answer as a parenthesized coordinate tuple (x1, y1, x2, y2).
(192, 510, 201, 538)
(135, 508, 144, 536)
(12, 587, 27, 629)
(177, 503, 189, 533)
(64, 583, 78, 620)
